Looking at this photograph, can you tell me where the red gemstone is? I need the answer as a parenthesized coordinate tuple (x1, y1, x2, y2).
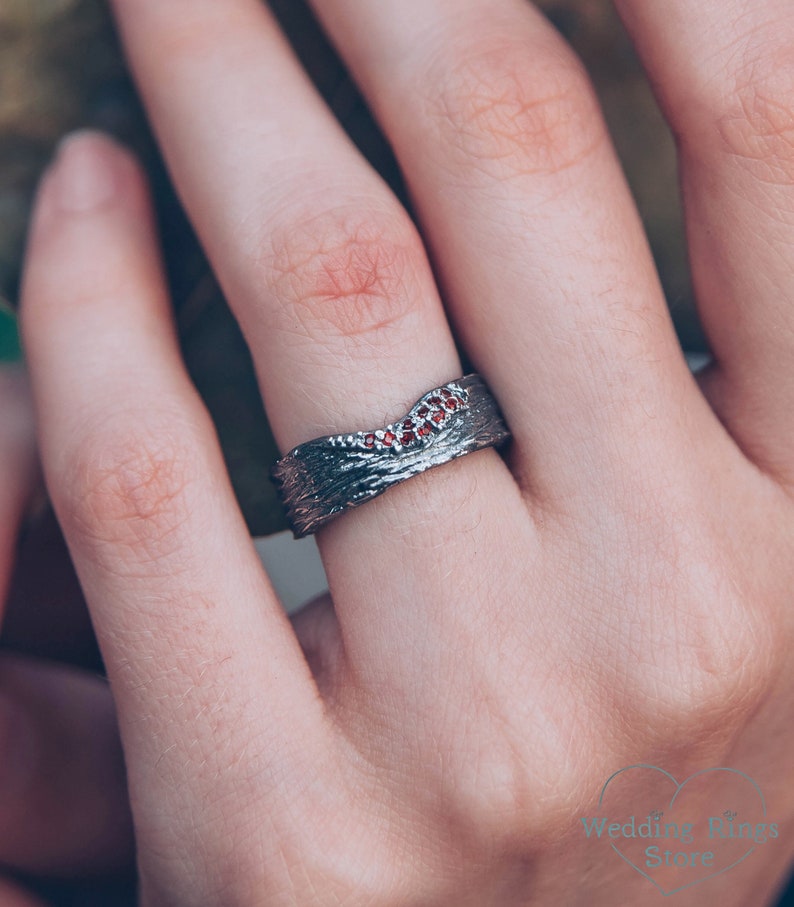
(417, 406, 430, 418)
(403, 418, 414, 429)
(418, 424, 431, 437)
(432, 410, 446, 423)
(441, 388, 452, 397)
(364, 433, 376, 448)
(428, 396, 442, 405)
(445, 398, 458, 411)
(382, 431, 396, 446)
(401, 431, 415, 445)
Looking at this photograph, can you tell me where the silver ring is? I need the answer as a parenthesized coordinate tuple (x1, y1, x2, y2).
(270, 374, 511, 538)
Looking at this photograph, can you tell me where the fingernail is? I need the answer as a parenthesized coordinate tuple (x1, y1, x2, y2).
(49, 131, 121, 214)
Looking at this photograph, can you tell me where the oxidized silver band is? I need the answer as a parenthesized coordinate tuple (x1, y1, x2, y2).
(270, 373, 511, 538)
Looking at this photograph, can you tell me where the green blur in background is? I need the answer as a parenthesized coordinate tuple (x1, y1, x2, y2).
(0, 298, 21, 362)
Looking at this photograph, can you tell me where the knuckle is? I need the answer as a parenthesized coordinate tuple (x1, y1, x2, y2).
(57, 412, 201, 566)
(263, 204, 425, 344)
(420, 32, 605, 178)
(617, 553, 778, 749)
(442, 729, 576, 847)
(421, 672, 603, 849)
(712, 44, 794, 184)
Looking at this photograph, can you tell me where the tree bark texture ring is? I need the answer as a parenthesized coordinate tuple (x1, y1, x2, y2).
(270, 374, 512, 538)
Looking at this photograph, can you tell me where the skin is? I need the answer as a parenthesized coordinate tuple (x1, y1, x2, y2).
(4, 0, 794, 902)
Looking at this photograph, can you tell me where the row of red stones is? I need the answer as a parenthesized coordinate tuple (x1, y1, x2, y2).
(362, 387, 464, 450)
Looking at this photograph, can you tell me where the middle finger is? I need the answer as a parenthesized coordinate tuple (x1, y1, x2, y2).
(310, 0, 709, 499)
(110, 0, 532, 670)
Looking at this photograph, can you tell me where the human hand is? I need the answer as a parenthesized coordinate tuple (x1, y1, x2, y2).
(0, 361, 133, 905)
(19, 0, 794, 904)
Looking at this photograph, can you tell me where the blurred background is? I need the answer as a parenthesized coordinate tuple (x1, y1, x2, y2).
(1, 1, 791, 905)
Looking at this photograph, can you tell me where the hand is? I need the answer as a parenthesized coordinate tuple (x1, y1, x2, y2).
(0, 365, 132, 905)
(19, 0, 794, 904)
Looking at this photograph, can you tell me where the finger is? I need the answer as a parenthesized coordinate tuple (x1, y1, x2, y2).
(108, 1, 531, 664)
(110, 0, 464, 451)
(613, 0, 794, 482)
(20, 134, 329, 853)
(0, 653, 132, 877)
(304, 0, 705, 498)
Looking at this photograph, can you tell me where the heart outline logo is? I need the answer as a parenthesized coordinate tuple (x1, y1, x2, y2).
(597, 764, 767, 896)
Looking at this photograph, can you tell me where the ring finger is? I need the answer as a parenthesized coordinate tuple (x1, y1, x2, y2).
(109, 0, 533, 676)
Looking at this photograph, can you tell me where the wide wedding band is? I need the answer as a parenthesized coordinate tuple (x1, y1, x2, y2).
(270, 373, 511, 538)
